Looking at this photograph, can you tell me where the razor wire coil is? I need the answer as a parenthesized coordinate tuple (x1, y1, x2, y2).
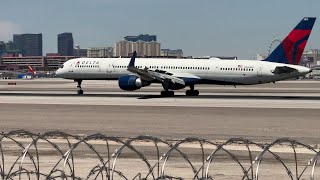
(0, 130, 319, 180)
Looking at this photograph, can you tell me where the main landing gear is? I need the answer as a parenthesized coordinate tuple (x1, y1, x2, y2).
(160, 85, 200, 97)
(185, 85, 199, 96)
(75, 80, 83, 95)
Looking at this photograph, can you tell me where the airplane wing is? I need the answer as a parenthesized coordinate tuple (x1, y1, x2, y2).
(127, 51, 186, 86)
(272, 66, 298, 74)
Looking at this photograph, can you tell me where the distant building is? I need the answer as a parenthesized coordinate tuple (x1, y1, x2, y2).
(0, 41, 22, 57)
(124, 34, 156, 42)
(256, 54, 266, 60)
(1, 55, 79, 71)
(115, 40, 160, 57)
(0, 41, 6, 55)
(4, 41, 17, 52)
(301, 49, 320, 67)
(1, 56, 45, 70)
(146, 41, 160, 57)
(87, 47, 114, 58)
(46, 53, 61, 57)
(73, 46, 88, 57)
(58, 33, 74, 56)
(115, 40, 131, 57)
(161, 49, 183, 58)
(13, 33, 42, 56)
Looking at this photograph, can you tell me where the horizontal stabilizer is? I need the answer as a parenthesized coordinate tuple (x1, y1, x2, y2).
(272, 66, 297, 74)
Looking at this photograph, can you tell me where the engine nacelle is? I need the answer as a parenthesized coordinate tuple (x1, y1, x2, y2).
(118, 75, 148, 91)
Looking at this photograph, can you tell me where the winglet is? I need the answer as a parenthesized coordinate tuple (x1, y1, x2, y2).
(128, 51, 137, 67)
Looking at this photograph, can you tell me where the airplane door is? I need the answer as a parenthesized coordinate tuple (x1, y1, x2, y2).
(257, 66, 263, 77)
(68, 62, 73, 72)
(101, 60, 113, 73)
(106, 63, 113, 73)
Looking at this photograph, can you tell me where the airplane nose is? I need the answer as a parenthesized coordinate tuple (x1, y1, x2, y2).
(55, 69, 63, 77)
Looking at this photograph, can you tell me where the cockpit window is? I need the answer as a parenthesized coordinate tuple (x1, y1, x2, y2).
(60, 64, 64, 68)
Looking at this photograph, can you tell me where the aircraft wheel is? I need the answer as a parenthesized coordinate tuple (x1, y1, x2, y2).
(161, 91, 174, 97)
(186, 90, 191, 96)
(77, 89, 84, 95)
(186, 90, 199, 96)
(193, 90, 199, 96)
(169, 91, 174, 96)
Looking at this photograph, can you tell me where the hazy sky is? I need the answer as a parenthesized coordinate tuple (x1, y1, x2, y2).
(0, 0, 319, 58)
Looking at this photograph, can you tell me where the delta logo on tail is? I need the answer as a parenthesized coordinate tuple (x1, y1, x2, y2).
(264, 17, 316, 65)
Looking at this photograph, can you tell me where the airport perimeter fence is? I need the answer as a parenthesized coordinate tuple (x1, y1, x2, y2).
(0, 130, 320, 179)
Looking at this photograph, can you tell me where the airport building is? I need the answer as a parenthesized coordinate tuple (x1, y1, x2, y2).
(13, 33, 43, 56)
(124, 34, 156, 42)
(0, 55, 78, 71)
(58, 33, 74, 56)
(301, 49, 320, 67)
(161, 49, 183, 58)
(1, 56, 45, 70)
(87, 47, 114, 58)
(115, 40, 160, 57)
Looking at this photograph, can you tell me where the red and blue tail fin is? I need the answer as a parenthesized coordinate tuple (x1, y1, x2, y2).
(28, 66, 36, 75)
(263, 17, 316, 65)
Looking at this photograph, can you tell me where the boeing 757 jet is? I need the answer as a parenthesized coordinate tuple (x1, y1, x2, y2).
(56, 17, 316, 96)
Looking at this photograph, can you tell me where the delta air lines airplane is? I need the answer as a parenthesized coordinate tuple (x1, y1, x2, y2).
(56, 17, 316, 96)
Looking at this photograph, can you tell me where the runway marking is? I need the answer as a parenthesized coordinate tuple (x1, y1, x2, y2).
(1, 95, 320, 109)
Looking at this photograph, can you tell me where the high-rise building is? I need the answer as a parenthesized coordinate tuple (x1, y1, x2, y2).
(115, 40, 160, 57)
(115, 40, 131, 57)
(146, 41, 160, 57)
(58, 33, 74, 56)
(0, 41, 22, 57)
(0, 42, 5, 55)
(13, 33, 42, 56)
(124, 34, 156, 42)
(132, 41, 146, 57)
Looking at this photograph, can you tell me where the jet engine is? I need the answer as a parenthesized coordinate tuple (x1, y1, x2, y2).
(118, 75, 149, 91)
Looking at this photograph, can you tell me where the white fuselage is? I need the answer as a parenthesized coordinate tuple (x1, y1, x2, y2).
(56, 57, 311, 85)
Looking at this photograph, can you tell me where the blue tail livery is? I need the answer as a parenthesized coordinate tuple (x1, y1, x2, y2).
(264, 17, 316, 65)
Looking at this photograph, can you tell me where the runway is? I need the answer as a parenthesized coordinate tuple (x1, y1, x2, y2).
(1, 79, 320, 143)
(1, 78, 320, 179)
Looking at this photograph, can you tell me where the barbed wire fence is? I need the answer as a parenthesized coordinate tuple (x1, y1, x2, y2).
(0, 130, 319, 179)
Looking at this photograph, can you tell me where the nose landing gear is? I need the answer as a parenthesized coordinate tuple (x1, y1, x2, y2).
(75, 80, 83, 95)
